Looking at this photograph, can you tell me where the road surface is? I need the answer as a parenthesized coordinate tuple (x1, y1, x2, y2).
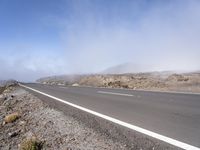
(21, 83, 200, 149)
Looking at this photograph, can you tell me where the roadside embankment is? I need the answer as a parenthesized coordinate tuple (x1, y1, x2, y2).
(0, 85, 128, 149)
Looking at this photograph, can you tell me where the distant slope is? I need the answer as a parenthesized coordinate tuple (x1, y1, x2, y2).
(36, 75, 84, 85)
(0, 80, 17, 87)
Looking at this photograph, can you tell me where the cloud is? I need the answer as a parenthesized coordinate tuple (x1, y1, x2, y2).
(0, 50, 67, 81)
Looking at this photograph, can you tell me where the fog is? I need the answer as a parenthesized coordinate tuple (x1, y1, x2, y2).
(0, 0, 200, 81)
(63, 0, 200, 73)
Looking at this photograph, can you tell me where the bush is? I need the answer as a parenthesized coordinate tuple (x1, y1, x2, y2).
(4, 112, 19, 123)
(20, 137, 43, 150)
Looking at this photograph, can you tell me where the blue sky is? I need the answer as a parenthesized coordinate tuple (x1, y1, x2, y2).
(0, 0, 200, 81)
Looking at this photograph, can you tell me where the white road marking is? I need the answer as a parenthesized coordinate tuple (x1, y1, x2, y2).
(59, 87, 68, 89)
(97, 91, 133, 97)
(20, 84, 200, 150)
(71, 85, 200, 95)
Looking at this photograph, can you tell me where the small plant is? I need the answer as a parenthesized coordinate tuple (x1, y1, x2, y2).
(4, 112, 19, 123)
(20, 137, 43, 150)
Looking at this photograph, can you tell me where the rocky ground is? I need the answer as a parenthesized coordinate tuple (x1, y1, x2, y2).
(0, 84, 128, 150)
(37, 72, 200, 93)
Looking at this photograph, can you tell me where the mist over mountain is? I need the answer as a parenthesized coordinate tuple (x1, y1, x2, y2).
(101, 63, 154, 74)
(103, 62, 200, 75)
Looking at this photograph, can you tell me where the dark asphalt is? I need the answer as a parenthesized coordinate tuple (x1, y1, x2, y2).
(23, 83, 200, 148)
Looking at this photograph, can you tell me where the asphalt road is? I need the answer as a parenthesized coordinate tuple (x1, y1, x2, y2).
(22, 83, 200, 148)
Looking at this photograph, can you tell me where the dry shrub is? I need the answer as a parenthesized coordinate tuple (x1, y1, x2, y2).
(4, 112, 19, 123)
(20, 137, 43, 150)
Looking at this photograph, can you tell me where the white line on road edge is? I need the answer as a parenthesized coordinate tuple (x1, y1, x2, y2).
(19, 84, 200, 150)
(73, 85, 200, 95)
(59, 87, 68, 89)
(97, 91, 133, 97)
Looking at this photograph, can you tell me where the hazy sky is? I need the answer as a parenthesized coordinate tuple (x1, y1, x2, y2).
(0, 0, 200, 81)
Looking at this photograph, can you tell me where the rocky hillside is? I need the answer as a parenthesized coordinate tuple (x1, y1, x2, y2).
(37, 72, 200, 93)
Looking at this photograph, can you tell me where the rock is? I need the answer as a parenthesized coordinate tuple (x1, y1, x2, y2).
(2, 95, 16, 107)
(72, 83, 79, 86)
(19, 121, 26, 125)
(4, 96, 7, 100)
(0, 94, 3, 99)
(8, 130, 21, 138)
(0, 115, 3, 122)
(2, 121, 6, 125)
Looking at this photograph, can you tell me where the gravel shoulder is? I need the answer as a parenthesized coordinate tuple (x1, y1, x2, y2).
(0, 85, 127, 150)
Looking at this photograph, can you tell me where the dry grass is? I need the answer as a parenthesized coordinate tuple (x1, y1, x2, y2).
(20, 137, 43, 150)
(4, 112, 19, 123)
